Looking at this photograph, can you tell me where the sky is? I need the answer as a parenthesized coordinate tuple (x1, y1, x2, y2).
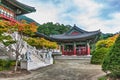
(19, 0, 120, 33)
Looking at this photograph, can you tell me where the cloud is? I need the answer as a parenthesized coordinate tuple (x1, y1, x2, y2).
(73, 0, 104, 30)
(19, 0, 120, 33)
(19, 0, 78, 25)
(73, 0, 120, 33)
(19, 0, 60, 23)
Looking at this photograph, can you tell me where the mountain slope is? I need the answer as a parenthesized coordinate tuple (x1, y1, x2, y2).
(17, 15, 40, 25)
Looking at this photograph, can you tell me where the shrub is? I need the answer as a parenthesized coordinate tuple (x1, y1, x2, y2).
(102, 34, 120, 77)
(2, 40, 16, 46)
(0, 59, 15, 71)
(91, 48, 109, 64)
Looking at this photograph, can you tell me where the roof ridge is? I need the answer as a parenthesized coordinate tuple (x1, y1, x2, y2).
(65, 25, 88, 35)
(73, 25, 88, 33)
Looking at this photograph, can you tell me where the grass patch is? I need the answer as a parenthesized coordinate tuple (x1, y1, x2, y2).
(98, 76, 107, 80)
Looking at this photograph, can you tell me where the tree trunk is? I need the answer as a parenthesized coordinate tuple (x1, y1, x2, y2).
(14, 54, 19, 72)
(14, 60, 19, 72)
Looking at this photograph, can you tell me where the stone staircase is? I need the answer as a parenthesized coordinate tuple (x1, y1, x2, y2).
(26, 53, 52, 70)
(21, 52, 53, 70)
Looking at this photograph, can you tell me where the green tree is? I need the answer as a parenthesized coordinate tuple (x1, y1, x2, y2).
(37, 22, 71, 36)
(102, 34, 120, 77)
(100, 33, 114, 40)
(91, 34, 118, 64)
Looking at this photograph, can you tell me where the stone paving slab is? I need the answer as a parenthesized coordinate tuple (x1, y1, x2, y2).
(0, 59, 105, 80)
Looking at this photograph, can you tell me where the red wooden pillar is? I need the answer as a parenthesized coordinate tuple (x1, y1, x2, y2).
(73, 43, 76, 55)
(62, 45, 64, 55)
(86, 43, 90, 55)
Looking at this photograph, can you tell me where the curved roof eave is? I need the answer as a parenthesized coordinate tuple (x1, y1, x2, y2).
(51, 30, 101, 40)
(53, 33, 100, 41)
(6, 0, 36, 14)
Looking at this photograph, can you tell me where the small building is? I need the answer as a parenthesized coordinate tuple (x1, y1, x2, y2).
(36, 25, 101, 56)
(0, 0, 36, 22)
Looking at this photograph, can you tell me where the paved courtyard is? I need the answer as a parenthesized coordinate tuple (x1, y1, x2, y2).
(1, 59, 105, 80)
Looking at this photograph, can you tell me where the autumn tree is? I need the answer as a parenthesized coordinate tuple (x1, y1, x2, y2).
(24, 37, 58, 49)
(0, 20, 37, 72)
(20, 20, 37, 36)
(91, 34, 118, 64)
(0, 20, 17, 44)
(12, 21, 37, 72)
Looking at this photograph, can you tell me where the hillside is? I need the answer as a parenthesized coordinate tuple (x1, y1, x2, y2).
(17, 15, 40, 25)
(37, 22, 72, 36)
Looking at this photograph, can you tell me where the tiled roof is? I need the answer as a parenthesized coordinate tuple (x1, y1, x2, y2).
(36, 25, 101, 42)
(50, 30, 100, 40)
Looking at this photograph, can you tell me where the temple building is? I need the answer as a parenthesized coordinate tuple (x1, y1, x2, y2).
(36, 25, 101, 56)
(0, 0, 36, 22)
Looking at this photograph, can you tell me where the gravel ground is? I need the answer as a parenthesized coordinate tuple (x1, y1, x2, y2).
(0, 59, 105, 80)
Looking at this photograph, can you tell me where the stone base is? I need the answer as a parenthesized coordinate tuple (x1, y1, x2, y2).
(20, 58, 53, 71)
(54, 55, 91, 60)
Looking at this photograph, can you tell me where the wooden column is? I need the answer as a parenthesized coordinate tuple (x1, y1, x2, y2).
(86, 43, 90, 55)
(61, 44, 65, 55)
(73, 42, 76, 55)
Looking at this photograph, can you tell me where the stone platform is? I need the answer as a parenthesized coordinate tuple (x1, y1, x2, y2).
(54, 55, 92, 60)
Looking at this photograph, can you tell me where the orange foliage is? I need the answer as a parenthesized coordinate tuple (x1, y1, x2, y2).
(0, 20, 37, 36)
(29, 22, 37, 32)
(19, 20, 37, 36)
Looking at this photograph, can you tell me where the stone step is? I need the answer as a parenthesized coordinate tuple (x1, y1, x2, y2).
(54, 55, 92, 60)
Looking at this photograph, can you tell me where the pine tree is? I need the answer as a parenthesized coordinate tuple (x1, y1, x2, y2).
(102, 34, 120, 77)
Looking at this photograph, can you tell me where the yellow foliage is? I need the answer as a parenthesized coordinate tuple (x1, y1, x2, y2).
(96, 34, 119, 49)
(25, 37, 58, 49)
